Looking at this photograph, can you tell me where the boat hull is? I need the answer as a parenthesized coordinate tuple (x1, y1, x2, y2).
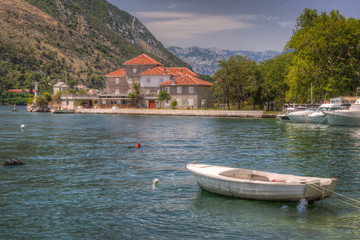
(326, 111, 360, 126)
(187, 164, 337, 202)
(51, 109, 75, 114)
(287, 110, 315, 123)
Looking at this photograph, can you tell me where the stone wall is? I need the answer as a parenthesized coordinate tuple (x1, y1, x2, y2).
(75, 108, 267, 118)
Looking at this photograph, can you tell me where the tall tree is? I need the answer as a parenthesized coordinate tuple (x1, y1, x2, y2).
(261, 53, 292, 110)
(213, 56, 261, 110)
(286, 8, 360, 103)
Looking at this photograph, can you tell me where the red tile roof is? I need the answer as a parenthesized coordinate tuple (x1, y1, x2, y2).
(160, 75, 213, 86)
(105, 68, 125, 76)
(123, 54, 163, 66)
(140, 67, 198, 76)
(8, 89, 32, 93)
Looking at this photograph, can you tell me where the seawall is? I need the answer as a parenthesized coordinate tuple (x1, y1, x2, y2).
(75, 108, 275, 118)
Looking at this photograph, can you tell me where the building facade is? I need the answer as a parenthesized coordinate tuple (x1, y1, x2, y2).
(58, 54, 214, 109)
(103, 53, 212, 109)
(160, 75, 214, 109)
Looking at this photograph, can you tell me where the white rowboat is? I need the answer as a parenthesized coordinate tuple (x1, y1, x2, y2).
(186, 163, 337, 203)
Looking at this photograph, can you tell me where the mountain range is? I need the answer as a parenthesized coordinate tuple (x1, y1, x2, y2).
(0, 0, 189, 91)
(167, 46, 281, 76)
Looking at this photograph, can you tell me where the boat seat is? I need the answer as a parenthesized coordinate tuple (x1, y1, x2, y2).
(251, 174, 270, 181)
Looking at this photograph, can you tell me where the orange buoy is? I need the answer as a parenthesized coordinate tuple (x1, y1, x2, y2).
(135, 143, 141, 148)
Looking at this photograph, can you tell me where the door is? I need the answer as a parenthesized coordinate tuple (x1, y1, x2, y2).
(149, 100, 156, 109)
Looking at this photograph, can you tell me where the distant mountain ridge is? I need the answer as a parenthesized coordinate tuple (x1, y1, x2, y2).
(168, 46, 281, 76)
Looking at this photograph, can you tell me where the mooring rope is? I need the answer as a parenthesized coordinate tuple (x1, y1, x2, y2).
(307, 183, 360, 209)
(152, 161, 196, 188)
(319, 115, 328, 124)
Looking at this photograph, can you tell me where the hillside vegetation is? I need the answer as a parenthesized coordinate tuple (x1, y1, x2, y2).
(0, 0, 190, 104)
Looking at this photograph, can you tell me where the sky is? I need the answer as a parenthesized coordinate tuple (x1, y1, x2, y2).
(107, 0, 360, 52)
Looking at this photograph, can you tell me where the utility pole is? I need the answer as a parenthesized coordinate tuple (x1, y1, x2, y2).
(33, 81, 39, 99)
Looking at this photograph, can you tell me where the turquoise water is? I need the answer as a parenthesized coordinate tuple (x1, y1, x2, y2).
(0, 106, 359, 239)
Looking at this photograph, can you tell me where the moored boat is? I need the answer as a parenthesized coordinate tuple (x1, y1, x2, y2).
(325, 98, 360, 126)
(186, 163, 337, 202)
(51, 109, 75, 114)
(287, 109, 315, 123)
(277, 107, 305, 121)
(306, 103, 343, 124)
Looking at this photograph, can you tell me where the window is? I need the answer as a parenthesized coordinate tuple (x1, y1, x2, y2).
(188, 99, 194, 106)
(146, 89, 150, 95)
(102, 100, 107, 105)
(189, 86, 194, 94)
(165, 87, 170, 93)
(115, 89, 119, 94)
(177, 99, 182, 107)
(133, 68, 137, 73)
(177, 86, 182, 94)
(160, 78, 163, 83)
(147, 78, 150, 83)
(128, 78, 132, 84)
(115, 78, 119, 84)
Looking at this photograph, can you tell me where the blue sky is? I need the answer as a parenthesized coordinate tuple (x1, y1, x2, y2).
(107, 0, 360, 51)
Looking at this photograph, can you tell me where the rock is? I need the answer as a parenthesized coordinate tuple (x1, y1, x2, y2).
(3, 159, 25, 166)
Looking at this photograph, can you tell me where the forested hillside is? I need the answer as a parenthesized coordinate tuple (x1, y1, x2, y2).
(0, 0, 190, 104)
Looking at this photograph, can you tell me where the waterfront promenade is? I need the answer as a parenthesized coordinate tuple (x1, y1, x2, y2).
(75, 108, 274, 118)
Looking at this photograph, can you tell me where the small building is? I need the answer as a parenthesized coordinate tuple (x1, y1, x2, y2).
(329, 96, 358, 106)
(159, 75, 214, 109)
(60, 94, 99, 109)
(53, 82, 70, 94)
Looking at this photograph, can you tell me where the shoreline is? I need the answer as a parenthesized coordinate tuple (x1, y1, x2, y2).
(74, 108, 276, 118)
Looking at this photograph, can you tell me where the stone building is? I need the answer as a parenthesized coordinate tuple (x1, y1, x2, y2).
(53, 82, 70, 95)
(159, 75, 214, 109)
(103, 53, 211, 109)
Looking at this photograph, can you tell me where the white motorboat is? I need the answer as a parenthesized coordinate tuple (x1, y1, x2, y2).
(277, 107, 305, 121)
(325, 98, 360, 126)
(306, 103, 343, 124)
(186, 163, 337, 203)
(287, 109, 315, 123)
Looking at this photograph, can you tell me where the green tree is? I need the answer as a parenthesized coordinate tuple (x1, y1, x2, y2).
(261, 53, 293, 110)
(158, 90, 171, 108)
(170, 99, 178, 109)
(128, 83, 141, 108)
(286, 9, 360, 102)
(53, 90, 65, 104)
(213, 56, 262, 110)
(35, 92, 51, 108)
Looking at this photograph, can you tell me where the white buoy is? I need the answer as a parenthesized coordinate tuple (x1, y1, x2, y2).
(21, 124, 25, 129)
(152, 178, 159, 187)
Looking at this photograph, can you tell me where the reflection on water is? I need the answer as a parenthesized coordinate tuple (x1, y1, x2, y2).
(0, 106, 359, 239)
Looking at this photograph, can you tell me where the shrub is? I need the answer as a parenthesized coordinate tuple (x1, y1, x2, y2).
(171, 100, 178, 109)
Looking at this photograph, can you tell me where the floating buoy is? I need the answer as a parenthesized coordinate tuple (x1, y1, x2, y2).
(135, 143, 141, 148)
(152, 178, 159, 187)
(20, 124, 25, 129)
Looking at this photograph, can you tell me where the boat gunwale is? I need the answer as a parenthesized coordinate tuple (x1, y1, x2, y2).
(186, 164, 336, 186)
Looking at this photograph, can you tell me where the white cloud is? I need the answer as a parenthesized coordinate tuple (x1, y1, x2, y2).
(135, 11, 255, 40)
(278, 21, 295, 28)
